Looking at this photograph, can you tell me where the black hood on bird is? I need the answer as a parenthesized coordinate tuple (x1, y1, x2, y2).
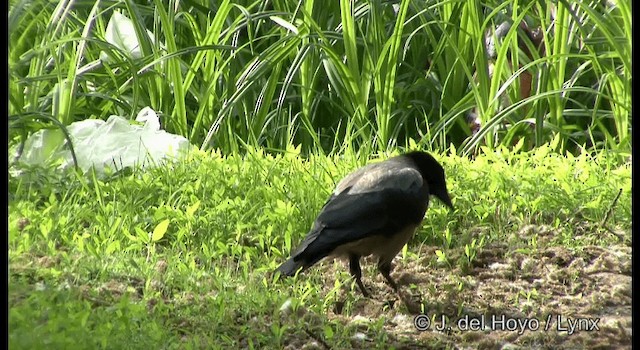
(402, 151, 453, 210)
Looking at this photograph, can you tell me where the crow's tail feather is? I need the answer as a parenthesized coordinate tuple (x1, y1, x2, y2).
(276, 258, 304, 277)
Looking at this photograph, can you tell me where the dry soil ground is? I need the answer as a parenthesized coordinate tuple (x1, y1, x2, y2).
(284, 224, 632, 349)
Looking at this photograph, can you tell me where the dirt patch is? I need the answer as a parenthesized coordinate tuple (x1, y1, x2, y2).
(312, 232, 632, 349)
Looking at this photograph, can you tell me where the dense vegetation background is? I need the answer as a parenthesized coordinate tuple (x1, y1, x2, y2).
(9, 0, 630, 158)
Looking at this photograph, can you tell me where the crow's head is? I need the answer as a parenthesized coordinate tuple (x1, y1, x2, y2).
(404, 151, 453, 210)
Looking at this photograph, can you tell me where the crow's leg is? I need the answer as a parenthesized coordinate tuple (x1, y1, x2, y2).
(377, 259, 399, 292)
(349, 254, 369, 297)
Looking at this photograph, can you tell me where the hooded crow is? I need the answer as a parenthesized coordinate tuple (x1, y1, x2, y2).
(276, 151, 453, 297)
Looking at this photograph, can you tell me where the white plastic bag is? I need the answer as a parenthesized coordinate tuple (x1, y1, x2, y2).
(15, 107, 193, 175)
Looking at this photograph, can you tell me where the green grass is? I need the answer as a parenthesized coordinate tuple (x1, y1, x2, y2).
(9, 0, 631, 157)
(9, 145, 631, 349)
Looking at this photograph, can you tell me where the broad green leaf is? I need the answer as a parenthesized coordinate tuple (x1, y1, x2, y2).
(152, 219, 170, 242)
(186, 201, 201, 216)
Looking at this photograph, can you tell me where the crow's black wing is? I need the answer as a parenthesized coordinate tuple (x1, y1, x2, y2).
(291, 167, 428, 265)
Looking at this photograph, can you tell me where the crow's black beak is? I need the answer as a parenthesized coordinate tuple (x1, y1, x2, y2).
(434, 187, 454, 210)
